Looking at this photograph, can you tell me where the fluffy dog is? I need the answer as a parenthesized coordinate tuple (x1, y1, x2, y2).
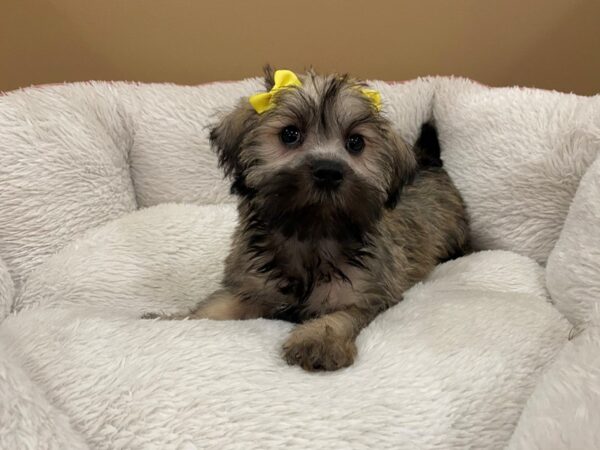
(151, 68, 469, 371)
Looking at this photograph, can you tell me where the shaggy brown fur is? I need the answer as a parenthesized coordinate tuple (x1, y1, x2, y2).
(149, 68, 469, 371)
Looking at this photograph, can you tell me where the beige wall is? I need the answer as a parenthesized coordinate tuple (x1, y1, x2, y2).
(1, 0, 599, 95)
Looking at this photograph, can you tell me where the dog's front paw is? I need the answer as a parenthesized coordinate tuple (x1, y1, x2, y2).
(282, 324, 357, 371)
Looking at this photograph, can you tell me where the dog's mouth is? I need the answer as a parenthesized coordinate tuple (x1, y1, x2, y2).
(252, 163, 384, 240)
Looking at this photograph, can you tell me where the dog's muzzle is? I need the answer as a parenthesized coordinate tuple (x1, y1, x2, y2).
(311, 159, 344, 189)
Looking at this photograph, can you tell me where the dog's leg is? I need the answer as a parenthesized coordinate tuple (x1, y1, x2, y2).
(282, 305, 378, 371)
(142, 289, 266, 321)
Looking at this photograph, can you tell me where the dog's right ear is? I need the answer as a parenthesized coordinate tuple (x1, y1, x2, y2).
(209, 101, 258, 178)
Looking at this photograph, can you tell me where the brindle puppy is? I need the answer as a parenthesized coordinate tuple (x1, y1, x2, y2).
(150, 68, 469, 371)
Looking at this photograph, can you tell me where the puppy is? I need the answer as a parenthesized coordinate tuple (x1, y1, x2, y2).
(152, 68, 469, 371)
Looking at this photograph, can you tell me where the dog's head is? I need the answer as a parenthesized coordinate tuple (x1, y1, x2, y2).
(210, 67, 417, 239)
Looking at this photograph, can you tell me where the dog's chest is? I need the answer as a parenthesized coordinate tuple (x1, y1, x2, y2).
(276, 238, 362, 316)
(303, 274, 358, 316)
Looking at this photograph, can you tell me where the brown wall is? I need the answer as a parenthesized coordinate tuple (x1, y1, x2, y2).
(2, 0, 599, 95)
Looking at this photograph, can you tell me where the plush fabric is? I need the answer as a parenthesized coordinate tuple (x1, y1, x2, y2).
(16, 203, 236, 317)
(0, 85, 138, 291)
(546, 154, 600, 327)
(434, 78, 600, 264)
(508, 316, 600, 450)
(0, 77, 598, 448)
(0, 340, 88, 450)
(115, 80, 262, 207)
(1, 252, 568, 449)
(0, 256, 14, 321)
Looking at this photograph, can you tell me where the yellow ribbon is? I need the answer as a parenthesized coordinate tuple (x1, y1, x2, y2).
(359, 88, 382, 111)
(249, 69, 382, 113)
(249, 69, 302, 114)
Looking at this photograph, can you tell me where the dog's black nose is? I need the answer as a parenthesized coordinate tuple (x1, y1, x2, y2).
(312, 160, 344, 188)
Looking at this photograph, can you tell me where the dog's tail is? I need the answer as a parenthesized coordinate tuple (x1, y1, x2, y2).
(414, 121, 473, 262)
(413, 122, 443, 168)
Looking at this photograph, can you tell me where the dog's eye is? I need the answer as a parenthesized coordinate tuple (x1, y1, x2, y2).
(346, 134, 365, 154)
(280, 126, 302, 147)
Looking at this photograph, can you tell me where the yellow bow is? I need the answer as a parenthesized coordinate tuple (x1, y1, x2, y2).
(359, 88, 382, 111)
(249, 69, 382, 114)
(249, 69, 302, 114)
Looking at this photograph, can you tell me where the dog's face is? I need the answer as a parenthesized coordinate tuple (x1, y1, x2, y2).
(210, 69, 417, 239)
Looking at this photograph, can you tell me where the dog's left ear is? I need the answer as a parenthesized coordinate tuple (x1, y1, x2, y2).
(209, 100, 258, 178)
(384, 133, 418, 209)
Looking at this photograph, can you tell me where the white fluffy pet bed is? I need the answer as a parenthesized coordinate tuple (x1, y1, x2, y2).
(0, 77, 599, 449)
